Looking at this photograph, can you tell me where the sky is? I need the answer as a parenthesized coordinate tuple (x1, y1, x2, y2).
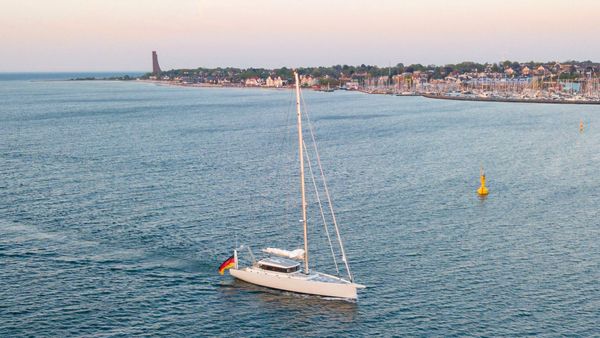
(1, 0, 599, 71)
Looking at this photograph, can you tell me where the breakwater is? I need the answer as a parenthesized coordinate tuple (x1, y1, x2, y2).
(422, 93, 600, 105)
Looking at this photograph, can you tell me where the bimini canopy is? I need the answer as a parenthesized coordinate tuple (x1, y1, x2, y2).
(262, 247, 304, 260)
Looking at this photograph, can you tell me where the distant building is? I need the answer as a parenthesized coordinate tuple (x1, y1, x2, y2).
(245, 77, 261, 86)
(266, 76, 275, 87)
(300, 75, 317, 87)
(560, 64, 572, 72)
(265, 76, 283, 87)
(553, 63, 562, 73)
(535, 65, 546, 75)
(345, 81, 359, 90)
(339, 75, 352, 83)
(152, 51, 161, 75)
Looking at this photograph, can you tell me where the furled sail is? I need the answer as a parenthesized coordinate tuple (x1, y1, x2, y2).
(262, 248, 305, 260)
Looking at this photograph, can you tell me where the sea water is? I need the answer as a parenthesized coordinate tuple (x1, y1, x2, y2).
(1, 75, 599, 336)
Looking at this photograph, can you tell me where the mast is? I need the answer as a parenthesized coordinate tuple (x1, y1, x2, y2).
(294, 71, 309, 274)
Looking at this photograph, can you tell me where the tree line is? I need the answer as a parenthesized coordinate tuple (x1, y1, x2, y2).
(144, 60, 599, 82)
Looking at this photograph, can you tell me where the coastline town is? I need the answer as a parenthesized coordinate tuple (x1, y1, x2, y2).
(126, 52, 600, 104)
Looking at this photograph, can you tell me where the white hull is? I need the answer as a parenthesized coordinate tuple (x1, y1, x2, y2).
(230, 267, 363, 299)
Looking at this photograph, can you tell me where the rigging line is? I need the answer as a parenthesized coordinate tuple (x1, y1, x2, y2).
(280, 88, 296, 235)
(286, 87, 301, 239)
(303, 139, 340, 276)
(300, 91, 353, 282)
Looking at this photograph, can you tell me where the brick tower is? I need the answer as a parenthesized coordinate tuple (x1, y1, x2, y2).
(152, 51, 161, 75)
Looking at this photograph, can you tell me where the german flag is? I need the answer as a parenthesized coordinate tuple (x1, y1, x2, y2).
(218, 255, 235, 275)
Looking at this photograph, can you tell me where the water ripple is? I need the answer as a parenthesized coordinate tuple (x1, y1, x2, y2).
(1, 81, 599, 336)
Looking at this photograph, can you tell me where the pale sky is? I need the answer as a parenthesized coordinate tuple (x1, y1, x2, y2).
(1, 0, 599, 71)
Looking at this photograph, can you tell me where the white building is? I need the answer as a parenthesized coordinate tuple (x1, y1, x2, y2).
(265, 76, 284, 88)
(300, 75, 317, 87)
(266, 76, 275, 87)
(245, 77, 262, 86)
(345, 81, 359, 90)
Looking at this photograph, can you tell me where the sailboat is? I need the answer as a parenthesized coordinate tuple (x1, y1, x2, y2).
(321, 82, 334, 92)
(226, 71, 365, 300)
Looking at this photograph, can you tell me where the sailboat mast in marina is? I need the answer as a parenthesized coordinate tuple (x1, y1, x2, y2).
(222, 71, 365, 300)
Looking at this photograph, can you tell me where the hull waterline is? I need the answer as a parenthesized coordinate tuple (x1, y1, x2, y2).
(230, 268, 363, 299)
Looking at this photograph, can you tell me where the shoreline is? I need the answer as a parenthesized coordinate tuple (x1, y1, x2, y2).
(93, 79, 600, 105)
(138, 79, 295, 91)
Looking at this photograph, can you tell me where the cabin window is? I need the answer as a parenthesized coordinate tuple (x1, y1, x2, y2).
(259, 264, 299, 273)
(286, 266, 299, 273)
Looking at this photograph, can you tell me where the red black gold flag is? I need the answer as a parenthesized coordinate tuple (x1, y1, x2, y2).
(218, 255, 235, 275)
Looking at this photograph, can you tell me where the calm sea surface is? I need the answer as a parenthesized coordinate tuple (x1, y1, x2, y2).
(1, 75, 599, 336)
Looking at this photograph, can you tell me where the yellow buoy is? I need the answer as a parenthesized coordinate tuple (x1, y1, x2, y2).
(477, 168, 489, 196)
(580, 120, 584, 133)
